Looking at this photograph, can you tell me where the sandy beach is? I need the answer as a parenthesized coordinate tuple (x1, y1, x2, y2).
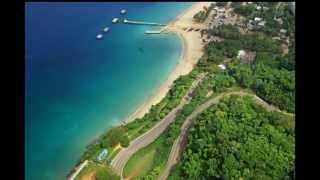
(124, 2, 211, 123)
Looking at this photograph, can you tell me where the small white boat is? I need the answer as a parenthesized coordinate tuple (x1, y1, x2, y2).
(96, 34, 103, 40)
(123, 19, 128, 23)
(103, 27, 109, 32)
(112, 18, 119, 23)
(120, 9, 127, 14)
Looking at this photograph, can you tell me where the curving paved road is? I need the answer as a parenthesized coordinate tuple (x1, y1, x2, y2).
(110, 73, 207, 178)
(158, 91, 294, 180)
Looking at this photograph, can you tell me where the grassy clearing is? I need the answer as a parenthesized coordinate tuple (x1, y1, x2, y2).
(123, 135, 167, 179)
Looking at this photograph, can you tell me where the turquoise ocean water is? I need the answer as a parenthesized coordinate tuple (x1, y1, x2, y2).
(25, 2, 193, 180)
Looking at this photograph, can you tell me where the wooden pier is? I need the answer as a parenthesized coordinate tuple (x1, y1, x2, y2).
(145, 30, 162, 34)
(123, 19, 166, 26)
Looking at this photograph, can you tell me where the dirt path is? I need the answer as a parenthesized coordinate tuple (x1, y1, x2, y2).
(110, 73, 207, 178)
(158, 90, 294, 180)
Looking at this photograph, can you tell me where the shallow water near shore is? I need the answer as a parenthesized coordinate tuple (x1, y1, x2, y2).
(25, 2, 193, 180)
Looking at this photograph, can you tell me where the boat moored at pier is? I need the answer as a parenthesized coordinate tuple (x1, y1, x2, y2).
(96, 34, 103, 40)
(112, 18, 119, 23)
(103, 27, 110, 33)
(120, 9, 127, 15)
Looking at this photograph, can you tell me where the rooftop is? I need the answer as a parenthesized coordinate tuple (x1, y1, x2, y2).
(218, 64, 226, 70)
(254, 17, 262, 21)
(97, 149, 108, 161)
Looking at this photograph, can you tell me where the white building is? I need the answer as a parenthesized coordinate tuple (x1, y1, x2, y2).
(247, 21, 255, 30)
(256, 6, 262, 10)
(258, 21, 266, 26)
(263, 6, 269, 11)
(290, 2, 295, 15)
(272, 36, 281, 41)
(280, 29, 287, 34)
(254, 17, 262, 22)
(97, 149, 108, 161)
(237, 50, 246, 59)
(218, 64, 226, 70)
(274, 17, 283, 25)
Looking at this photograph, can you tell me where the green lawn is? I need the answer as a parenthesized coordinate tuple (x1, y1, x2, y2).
(123, 135, 166, 179)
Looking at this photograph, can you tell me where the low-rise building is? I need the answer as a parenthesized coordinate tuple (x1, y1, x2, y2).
(280, 29, 287, 34)
(290, 2, 295, 15)
(272, 36, 281, 41)
(254, 17, 262, 22)
(97, 149, 108, 161)
(218, 64, 226, 70)
(262, 6, 269, 11)
(258, 21, 266, 26)
(247, 20, 255, 30)
(237, 50, 256, 64)
(274, 17, 283, 25)
(237, 50, 246, 59)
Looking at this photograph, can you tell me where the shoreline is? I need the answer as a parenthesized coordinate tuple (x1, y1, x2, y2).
(69, 2, 211, 178)
(123, 2, 210, 124)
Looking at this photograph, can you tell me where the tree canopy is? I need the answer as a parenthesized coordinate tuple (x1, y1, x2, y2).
(170, 95, 295, 179)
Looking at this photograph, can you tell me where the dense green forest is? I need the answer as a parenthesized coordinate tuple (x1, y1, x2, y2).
(200, 22, 295, 113)
(169, 2, 295, 179)
(169, 95, 295, 179)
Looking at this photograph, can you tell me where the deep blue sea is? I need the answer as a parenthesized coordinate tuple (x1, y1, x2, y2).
(25, 2, 193, 180)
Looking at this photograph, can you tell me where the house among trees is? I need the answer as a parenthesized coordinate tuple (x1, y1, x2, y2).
(97, 149, 108, 161)
(272, 36, 281, 41)
(218, 64, 226, 70)
(237, 50, 246, 59)
(262, 6, 269, 11)
(241, 2, 247, 6)
(258, 21, 266, 27)
(280, 29, 287, 39)
(237, 50, 256, 64)
(280, 29, 287, 34)
(254, 17, 262, 22)
(247, 20, 255, 30)
(208, 35, 223, 43)
(274, 17, 283, 25)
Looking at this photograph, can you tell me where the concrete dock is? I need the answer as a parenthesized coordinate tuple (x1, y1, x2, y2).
(123, 19, 166, 26)
(145, 30, 162, 34)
